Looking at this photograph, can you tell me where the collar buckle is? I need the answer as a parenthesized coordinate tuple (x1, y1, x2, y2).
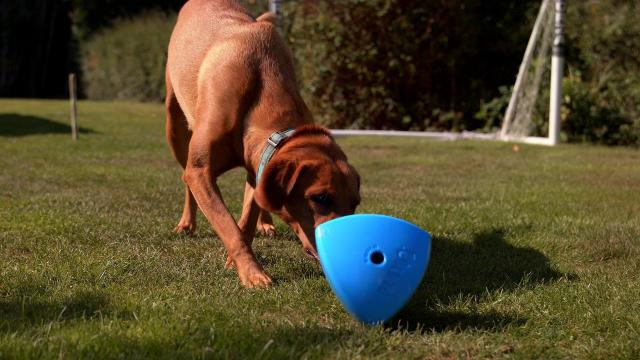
(267, 130, 290, 148)
(267, 136, 279, 148)
(256, 128, 296, 184)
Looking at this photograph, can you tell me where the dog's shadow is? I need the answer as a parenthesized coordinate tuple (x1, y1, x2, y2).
(0, 280, 134, 334)
(0, 113, 95, 137)
(388, 228, 575, 332)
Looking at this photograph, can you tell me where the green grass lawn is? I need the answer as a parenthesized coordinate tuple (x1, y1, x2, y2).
(1, 99, 639, 359)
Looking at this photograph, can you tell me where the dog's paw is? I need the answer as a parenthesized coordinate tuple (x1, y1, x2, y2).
(257, 222, 276, 237)
(257, 211, 276, 237)
(236, 259, 272, 288)
(243, 270, 273, 288)
(173, 218, 196, 236)
(224, 256, 236, 269)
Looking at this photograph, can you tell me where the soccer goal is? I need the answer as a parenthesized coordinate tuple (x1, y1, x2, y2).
(268, 0, 565, 146)
(500, 0, 565, 146)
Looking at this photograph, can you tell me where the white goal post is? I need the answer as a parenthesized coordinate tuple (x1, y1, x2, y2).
(268, 0, 280, 16)
(501, 0, 565, 146)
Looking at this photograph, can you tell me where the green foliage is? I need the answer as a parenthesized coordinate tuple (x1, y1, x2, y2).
(563, 0, 640, 145)
(474, 86, 512, 132)
(80, 12, 176, 102)
(70, 0, 183, 40)
(562, 71, 639, 145)
(286, 0, 537, 130)
(73, 0, 640, 145)
(242, 0, 271, 16)
(286, 0, 425, 130)
(77, 1, 269, 102)
(76, 0, 537, 130)
(69, 0, 269, 41)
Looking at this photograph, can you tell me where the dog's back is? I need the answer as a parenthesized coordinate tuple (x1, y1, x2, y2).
(167, 0, 302, 130)
(167, 0, 252, 124)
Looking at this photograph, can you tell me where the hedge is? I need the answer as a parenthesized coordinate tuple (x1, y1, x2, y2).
(78, 1, 640, 145)
(81, 11, 176, 102)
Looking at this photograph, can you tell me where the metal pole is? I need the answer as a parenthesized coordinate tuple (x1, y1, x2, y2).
(69, 73, 78, 141)
(269, 0, 280, 16)
(548, 0, 565, 145)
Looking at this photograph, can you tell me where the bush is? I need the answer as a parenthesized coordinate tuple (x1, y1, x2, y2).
(474, 86, 512, 133)
(81, 11, 176, 102)
(286, 0, 537, 130)
(76, 0, 640, 145)
(70, 0, 184, 40)
(562, 71, 638, 145)
(78, 1, 271, 102)
(563, 0, 640, 145)
(78, 1, 537, 129)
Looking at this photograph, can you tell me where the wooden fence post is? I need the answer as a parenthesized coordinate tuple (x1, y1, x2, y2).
(69, 73, 78, 141)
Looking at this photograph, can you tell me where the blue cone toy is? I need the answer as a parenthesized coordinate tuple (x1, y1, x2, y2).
(315, 214, 432, 324)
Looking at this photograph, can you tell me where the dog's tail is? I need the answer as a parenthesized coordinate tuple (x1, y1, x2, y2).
(256, 12, 277, 25)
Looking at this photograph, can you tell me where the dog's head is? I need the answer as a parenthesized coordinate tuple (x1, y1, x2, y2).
(254, 126, 361, 259)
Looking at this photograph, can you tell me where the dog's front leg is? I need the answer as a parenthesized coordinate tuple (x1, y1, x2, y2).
(225, 181, 261, 269)
(184, 138, 272, 288)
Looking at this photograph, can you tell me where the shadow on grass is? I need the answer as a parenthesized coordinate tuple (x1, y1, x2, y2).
(392, 309, 525, 333)
(24, 322, 354, 358)
(0, 113, 95, 137)
(389, 228, 576, 332)
(0, 285, 133, 333)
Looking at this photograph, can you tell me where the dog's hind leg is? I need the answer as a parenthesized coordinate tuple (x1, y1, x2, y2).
(238, 180, 260, 241)
(165, 74, 197, 236)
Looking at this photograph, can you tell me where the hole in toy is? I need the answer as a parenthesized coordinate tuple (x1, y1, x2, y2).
(370, 250, 385, 265)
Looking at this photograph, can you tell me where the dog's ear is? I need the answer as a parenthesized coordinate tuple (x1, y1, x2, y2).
(254, 156, 308, 213)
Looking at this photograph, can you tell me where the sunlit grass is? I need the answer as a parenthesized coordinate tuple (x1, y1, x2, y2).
(1, 99, 639, 358)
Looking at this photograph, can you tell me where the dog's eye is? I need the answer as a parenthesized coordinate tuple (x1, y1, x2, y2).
(310, 193, 331, 207)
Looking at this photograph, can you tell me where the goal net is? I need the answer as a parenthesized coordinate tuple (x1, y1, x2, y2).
(500, 0, 558, 145)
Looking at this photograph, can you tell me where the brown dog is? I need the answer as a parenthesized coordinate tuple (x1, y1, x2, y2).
(165, 0, 361, 287)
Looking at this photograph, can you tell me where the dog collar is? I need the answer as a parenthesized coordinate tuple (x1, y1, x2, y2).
(256, 128, 295, 185)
